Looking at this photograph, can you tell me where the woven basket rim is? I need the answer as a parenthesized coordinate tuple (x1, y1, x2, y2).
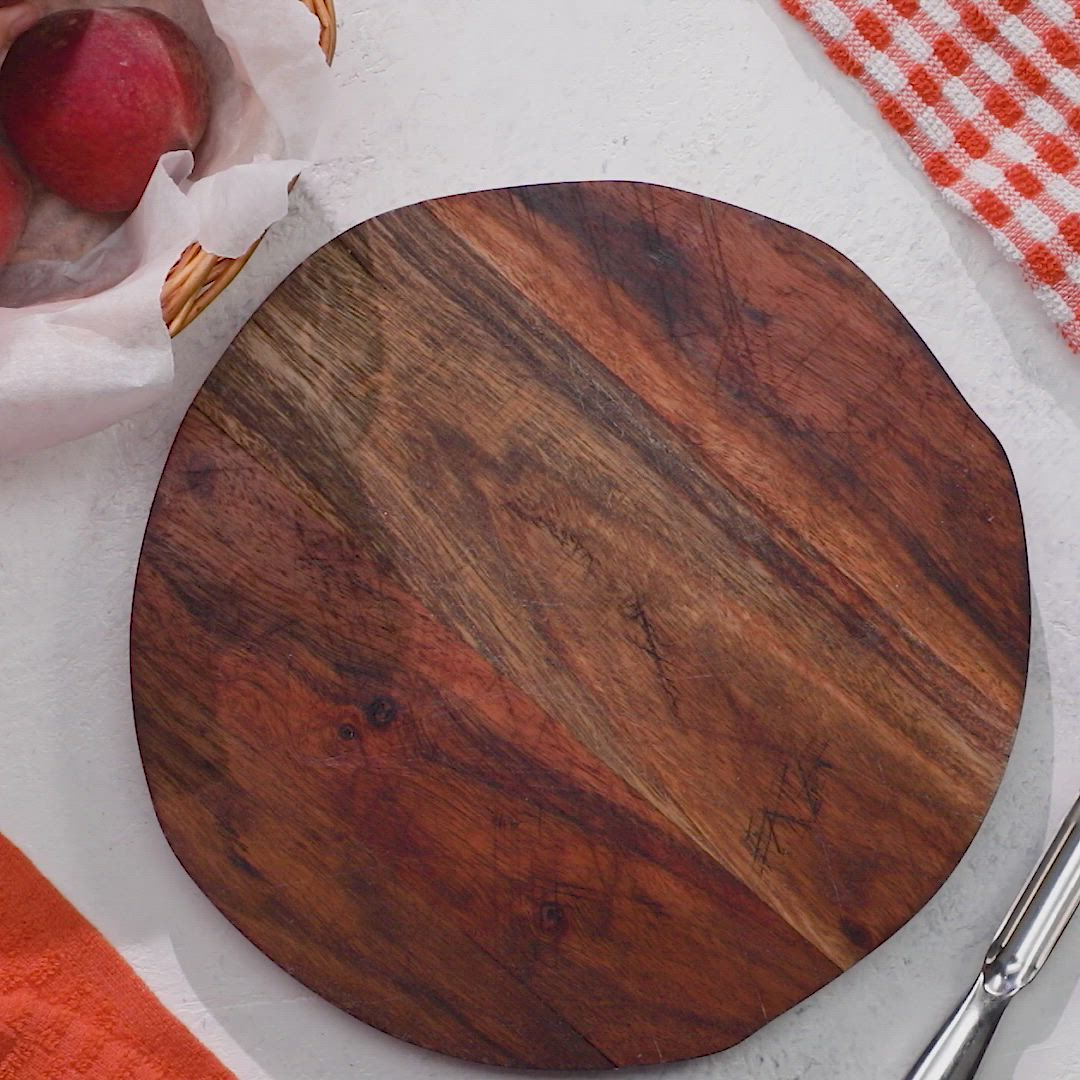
(161, 0, 337, 337)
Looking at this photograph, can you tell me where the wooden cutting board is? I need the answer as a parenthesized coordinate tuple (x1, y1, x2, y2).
(131, 182, 1030, 1070)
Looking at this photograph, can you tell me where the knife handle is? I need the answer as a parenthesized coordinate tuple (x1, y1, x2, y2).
(902, 978, 1010, 1080)
(905, 793, 1080, 1080)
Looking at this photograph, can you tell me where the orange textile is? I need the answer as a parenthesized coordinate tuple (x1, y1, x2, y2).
(0, 833, 235, 1079)
(783, 0, 1080, 349)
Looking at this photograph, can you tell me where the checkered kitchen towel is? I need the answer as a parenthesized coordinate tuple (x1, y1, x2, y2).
(783, 0, 1080, 349)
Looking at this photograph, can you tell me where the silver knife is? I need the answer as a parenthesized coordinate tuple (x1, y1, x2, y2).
(905, 793, 1080, 1080)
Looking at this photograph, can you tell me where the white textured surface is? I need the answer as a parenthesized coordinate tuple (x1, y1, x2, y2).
(1, 2, 1079, 1077)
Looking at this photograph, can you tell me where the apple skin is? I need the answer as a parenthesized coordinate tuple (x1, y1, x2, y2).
(0, 144, 28, 265)
(0, 7, 210, 214)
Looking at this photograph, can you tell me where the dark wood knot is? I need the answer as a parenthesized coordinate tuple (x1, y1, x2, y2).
(366, 696, 399, 729)
(536, 901, 568, 940)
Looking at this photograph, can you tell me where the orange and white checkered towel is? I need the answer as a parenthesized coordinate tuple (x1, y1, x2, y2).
(783, 0, 1080, 349)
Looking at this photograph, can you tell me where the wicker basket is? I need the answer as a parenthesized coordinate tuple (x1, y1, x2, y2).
(161, 0, 337, 337)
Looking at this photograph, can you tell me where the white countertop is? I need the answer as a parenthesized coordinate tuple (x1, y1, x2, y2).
(3, 2, 1080, 1077)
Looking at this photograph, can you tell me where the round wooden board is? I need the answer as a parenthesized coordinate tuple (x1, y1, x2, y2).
(131, 182, 1030, 1070)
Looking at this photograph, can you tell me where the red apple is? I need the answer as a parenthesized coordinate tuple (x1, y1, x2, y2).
(0, 7, 211, 214)
(0, 144, 27, 265)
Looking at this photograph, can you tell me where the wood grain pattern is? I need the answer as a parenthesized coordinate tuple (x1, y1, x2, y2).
(130, 182, 1030, 1070)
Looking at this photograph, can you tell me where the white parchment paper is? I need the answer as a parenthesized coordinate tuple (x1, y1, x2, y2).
(0, 0, 335, 459)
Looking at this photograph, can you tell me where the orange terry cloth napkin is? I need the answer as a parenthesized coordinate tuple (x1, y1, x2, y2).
(0, 834, 236, 1080)
(783, 0, 1080, 349)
